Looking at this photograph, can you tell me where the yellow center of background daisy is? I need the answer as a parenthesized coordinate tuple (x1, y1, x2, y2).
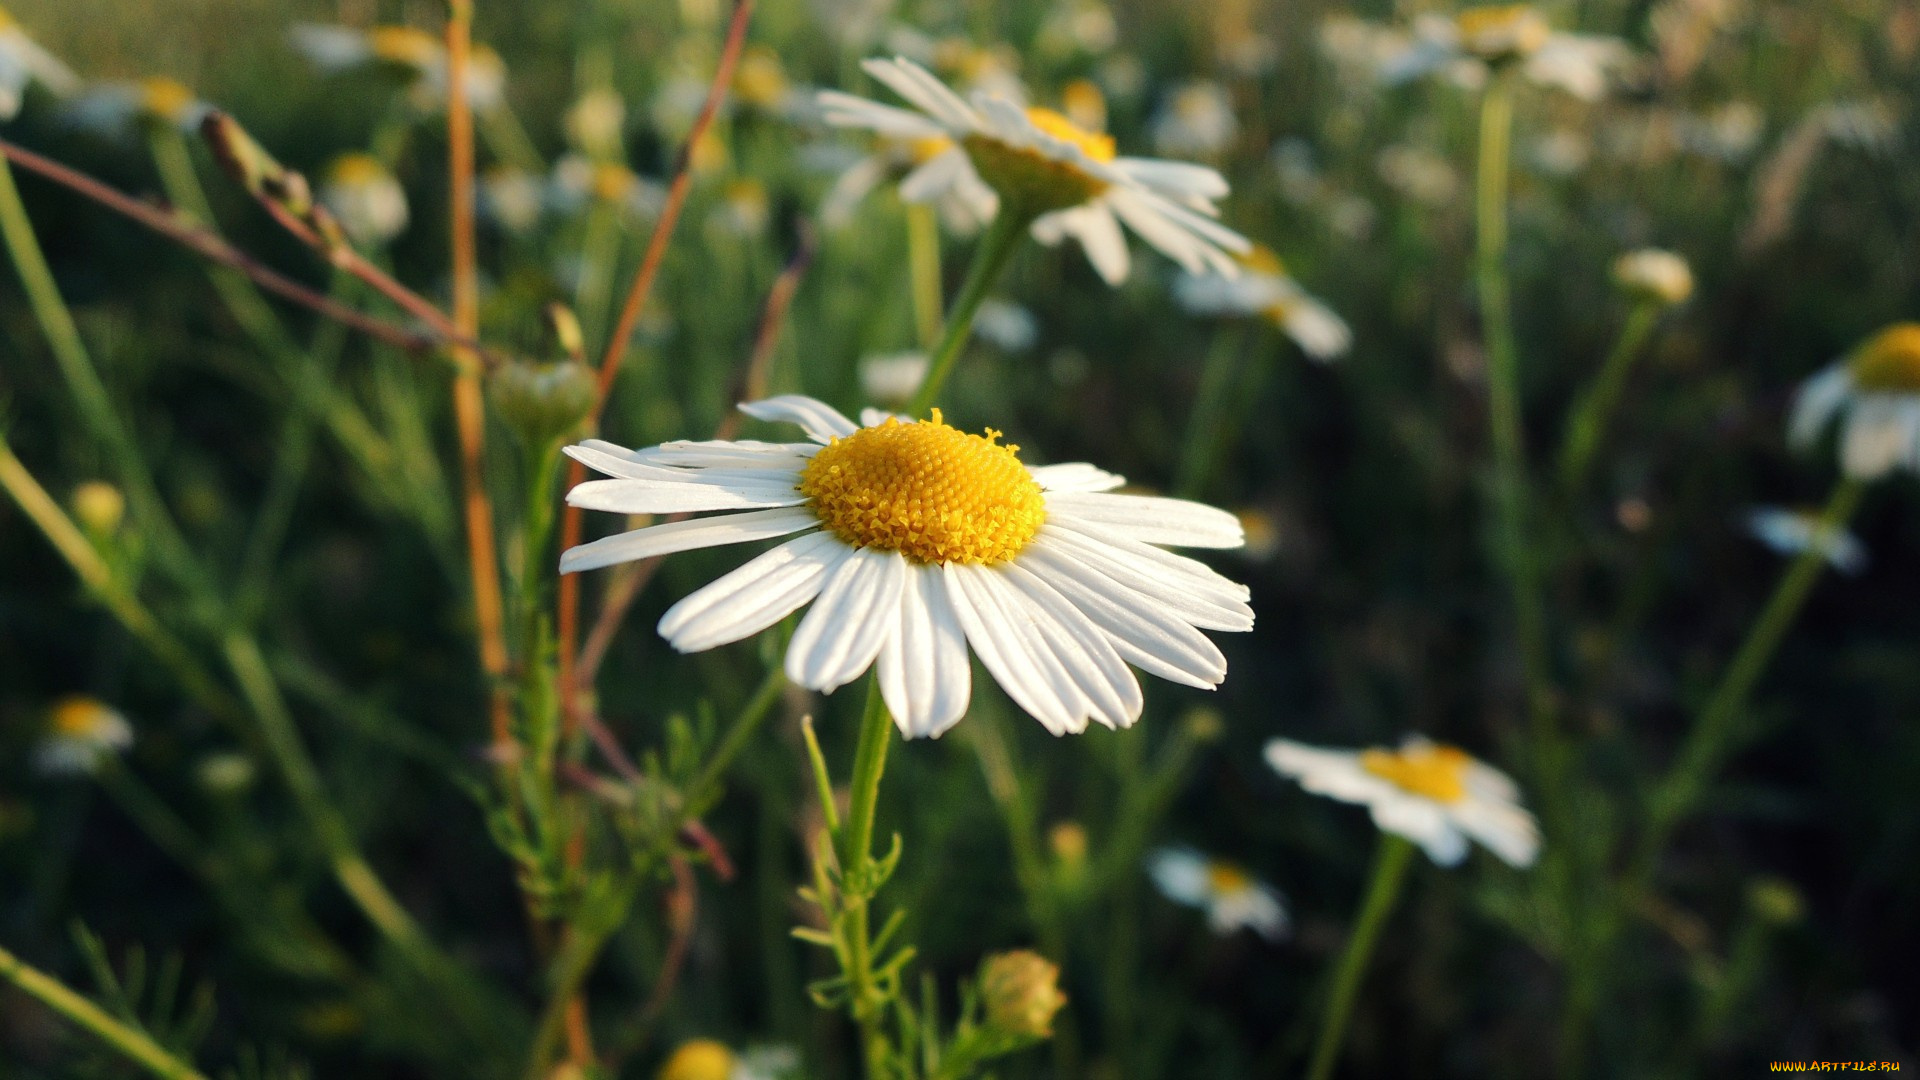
(369, 25, 440, 69)
(50, 697, 112, 738)
(1206, 862, 1252, 895)
(963, 108, 1113, 215)
(329, 153, 389, 187)
(1360, 744, 1471, 803)
(140, 78, 194, 121)
(1455, 5, 1551, 60)
(1849, 323, 1920, 392)
(798, 411, 1045, 565)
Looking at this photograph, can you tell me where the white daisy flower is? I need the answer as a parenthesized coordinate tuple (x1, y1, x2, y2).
(1744, 507, 1868, 575)
(1265, 736, 1540, 868)
(1612, 248, 1693, 307)
(1789, 324, 1920, 481)
(858, 351, 930, 405)
(319, 153, 409, 247)
(548, 154, 666, 222)
(561, 396, 1253, 739)
(65, 77, 210, 136)
(1149, 81, 1238, 160)
(817, 56, 1250, 285)
(288, 23, 506, 111)
(973, 298, 1039, 353)
(1175, 246, 1351, 362)
(563, 87, 627, 160)
(479, 165, 544, 234)
(1148, 846, 1290, 941)
(816, 131, 1001, 235)
(35, 696, 134, 777)
(1382, 6, 1636, 103)
(0, 7, 80, 120)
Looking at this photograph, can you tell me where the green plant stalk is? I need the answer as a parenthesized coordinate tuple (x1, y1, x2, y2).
(1174, 322, 1252, 500)
(0, 154, 202, 592)
(1639, 477, 1866, 874)
(1474, 74, 1554, 749)
(1558, 300, 1662, 493)
(906, 208, 1030, 416)
(907, 202, 944, 350)
(575, 201, 625, 356)
(0, 945, 211, 1080)
(1305, 835, 1416, 1080)
(842, 678, 899, 1079)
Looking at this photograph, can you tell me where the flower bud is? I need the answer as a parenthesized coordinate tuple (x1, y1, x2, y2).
(657, 1039, 734, 1080)
(1747, 877, 1805, 926)
(979, 950, 1067, 1041)
(70, 481, 126, 536)
(490, 360, 599, 448)
(1048, 821, 1088, 868)
(1611, 249, 1694, 307)
(202, 111, 312, 215)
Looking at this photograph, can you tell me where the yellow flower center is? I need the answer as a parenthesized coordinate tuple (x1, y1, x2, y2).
(140, 78, 195, 121)
(963, 108, 1115, 215)
(591, 162, 635, 202)
(1206, 862, 1252, 895)
(1455, 5, 1552, 60)
(328, 152, 389, 187)
(1060, 79, 1108, 134)
(798, 411, 1046, 565)
(732, 45, 789, 108)
(1849, 323, 1920, 392)
(1360, 743, 1472, 803)
(656, 1040, 734, 1080)
(1240, 244, 1287, 277)
(50, 696, 114, 738)
(369, 25, 441, 69)
(904, 134, 956, 165)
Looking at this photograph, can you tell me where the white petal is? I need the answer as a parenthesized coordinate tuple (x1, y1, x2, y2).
(859, 406, 915, 428)
(658, 532, 847, 652)
(1003, 563, 1144, 729)
(1787, 364, 1851, 450)
(943, 563, 1082, 735)
(1147, 847, 1213, 906)
(1042, 520, 1252, 603)
(1045, 491, 1246, 549)
(1028, 532, 1253, 633)
(821, 154, 889, 228)
(566, 476, 806, 514)
(862, 56, 978, 132)
(1370, 793, 1469, 866)
(1034, 204, 1131, 284)
(1110, 157, 1230, 200)
(816, 90, 947, 138)
(560, 507, 819, 574)
(1449, 795, 1541, 868)
(785, 547, 907, 693)
(738, 395, 861, 443)
(1283, 298, 1353, 361)
(628, 440, 819, 469)
(898, 146, 974, 204)
(1027, 462, 1126, 492)
(1018, 545, 1228, 689)
(1840, 397, 1912, 480)
(876, 566, 972, 739)
(1105, 187, 1247, 276)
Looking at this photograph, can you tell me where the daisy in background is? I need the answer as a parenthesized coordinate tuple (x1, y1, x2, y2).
(548, 155, 666, 225)
(1381, 4, 1638, 103)
(1745, 507, 1869, 576)
(1266, 736, 1539, 867)
(656, 1039, 800, 1080)
(972, 297, 1038, 353)
(817, 56, 1250, 285)
(319, 153, 409, 247)
(1790, 323, 1920, 481)
(561, 395, 1252, 738)
(1149, 81, 1238, 160)
(813, 128, 1001, 234)
(65, 77, 210, 137)
(858, 351, 930, 406)
(1148, 846, 1290, 941)
(1175, 246, 1352, 362)
(288, 23, 506, 112)
(35, 696, 134, 777)
(0, 6, 80, 120)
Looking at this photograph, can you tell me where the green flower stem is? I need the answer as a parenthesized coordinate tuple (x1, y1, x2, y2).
(907, 202, 944, 350)
(1305, 835, 1417, 1080)
(1637, 476, 1866, 878)
(0, 154, 201, 592)
(842, 678, 899, 1079)
(575, 201, 625, 355)
(1558, 300, 1662, 493)
(906, 208, 1030, 417)
(0, 944, 211, 1080)
(1174, 321, 1252, 500)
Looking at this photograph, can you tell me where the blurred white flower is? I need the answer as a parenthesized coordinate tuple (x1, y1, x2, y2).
(858, 351, 929, 405)
(1175, 246, 1351, 361)
(1612, 248, 1694, 306)
(1375, 144, 1460, 205)
(819, 56, 1249, 285)
(708, 178, 771, 238)
(1037, 0, 1120, 58)
(288, 23, 506, 111)
(549, 155, 666, 222)
(1148, 846, 1290, 940)
(1745, 507, 1868, 575)
(0, 8, 80, 119)
(65, 77, 209, 136)
(320, 153, 409, 246)
(1382, 7, 1637, 103)
(816, 132, 1000, 235)
(1678, 101, 1765, 162)
(1529, 127, 1592, 176)
(480, 166, 545, 234)
(35, 696, 133, 777)
(1789, 324, 1920, 481)
(564, 88, 627, 160)
(973, 298, 1038, 352)
(1267, 736, 1540, 867)
(1150, 81, 1238, 159)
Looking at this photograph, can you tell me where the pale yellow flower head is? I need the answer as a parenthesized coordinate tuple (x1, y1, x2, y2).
(658, 1040, 733, 1080)
(1455, 4, 1552, 61)
(1612, 248, 1694, 307)
(979, 950, 1067, 1039)
(71, 481, 126, 535)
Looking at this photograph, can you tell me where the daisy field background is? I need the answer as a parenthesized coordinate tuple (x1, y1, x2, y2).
(1, 0, 1918, 1077)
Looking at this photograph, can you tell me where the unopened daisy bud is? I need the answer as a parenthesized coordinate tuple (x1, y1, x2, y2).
(546, 303, 585, 360)
(979, 950, 1066, 1041)
(490, 359, 598, 448)
(1455, 5, 1552, 62)
(1182, 707, 1225, 743)
(196, 752, 257, 795)
(320, 153, 409, 247)
(70, 480, 125, 535)
(565, 88, 627, 160)
(36, 696, 133, 776)
(1048, 821, 1088, 868)
(657, 1039, 734, 1080)
(1612, 248, 1693, 307)
(202, 111, 312, 214)
(1747, 878, 1805, 926)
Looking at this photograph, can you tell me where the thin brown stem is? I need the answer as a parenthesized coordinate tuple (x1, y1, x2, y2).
(556, 0, 758, 739)
(0, 138, 438, 356)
